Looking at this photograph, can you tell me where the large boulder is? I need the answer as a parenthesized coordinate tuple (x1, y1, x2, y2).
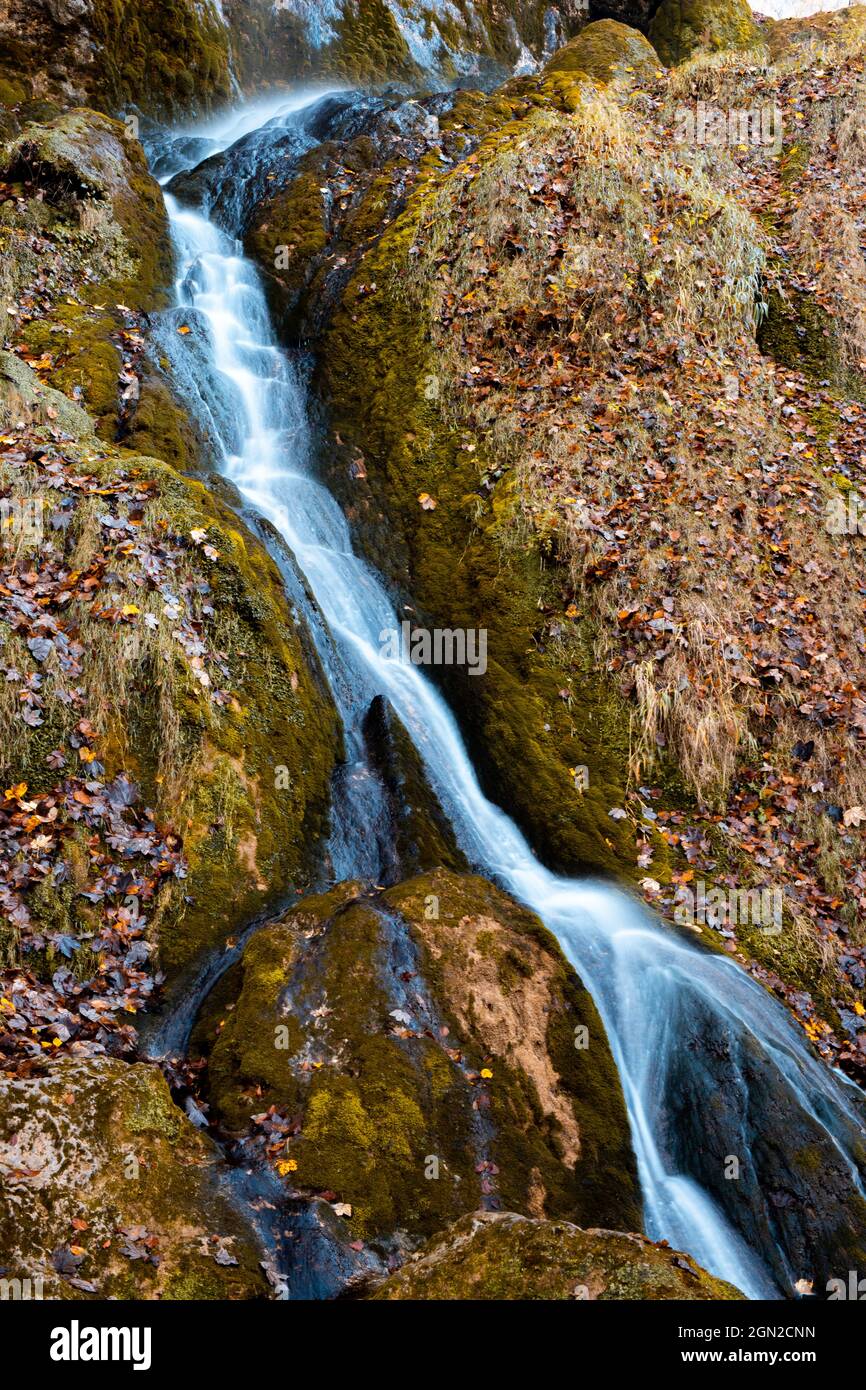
(371, 1211, 746, 1299)
(0, 1059, 267, 1298)
(649, 0, 762, 67)
(542, 18, 660, 82)
(191, 869, 641, 1243)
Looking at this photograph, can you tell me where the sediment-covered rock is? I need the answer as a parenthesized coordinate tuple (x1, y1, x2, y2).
(191, 869, 640, 1243)
(0, 1058, 267, 1298)
(371, 1210, 746, 1299)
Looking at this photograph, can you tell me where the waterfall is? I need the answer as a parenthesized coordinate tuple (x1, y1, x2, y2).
(147, 96, 866, 1301)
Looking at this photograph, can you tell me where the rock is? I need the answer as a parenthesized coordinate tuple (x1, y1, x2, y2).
(0, 109, 172, 435)
(0, 109, 342, 996)
(665, 998, 866, 1290)
(542, 19, 661, 82)
(0, 416, 341, 989)
(360, 695, 467, 879)
(42, 0, 90, 26)
(0, 0, 231, 116)
(191, 869, 641, 1243)
(0, 1059, 268, 1298)
(649, 0, 762, 67)
(370, 1210, 746, 1299)
(0, 349, 96, 441)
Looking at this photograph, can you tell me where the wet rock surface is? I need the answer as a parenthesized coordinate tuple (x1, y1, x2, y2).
(666, 998, 866, 1290)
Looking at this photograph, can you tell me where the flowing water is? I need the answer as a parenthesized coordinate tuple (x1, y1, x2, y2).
(146, 94, 866, 1300)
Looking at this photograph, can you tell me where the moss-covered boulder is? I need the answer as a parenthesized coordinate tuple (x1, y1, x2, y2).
(192, 869, 640, 1243)
(0, 390, 340, 991)
(0, 108, 190, 445)
(542, 19, 660, 83)
(649, 0, 762, 68)
(371, 1211, 746, 1299)
(0, 1058, 267, 1298)
(0, 0, 231, 117)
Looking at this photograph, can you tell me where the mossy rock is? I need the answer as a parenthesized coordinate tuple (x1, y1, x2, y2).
(371, 1211, 746, 1299)
(649, 0, 762, 68)
(0, 348, 96, 441)
(320, 170, 636, 881)
(541, 20, 660, 84)
(114, 459, 342, 982)
(0, 1059, 267, 1299)
(194, 870, 640, 1243)
(0, 0, 231, 117)
(121, 373, 204, 472)
(0, 108, 184, 439)
(361, 694, 467, 878)
(0, 356, 341, 986)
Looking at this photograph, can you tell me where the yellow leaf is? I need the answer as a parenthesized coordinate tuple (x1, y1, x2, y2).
(276, 1158, 298, 1176)
(854, 1002, 866, 1017)
(480, 1068, 493, 1079)
(122, 604, 140, 616)
(3, 782, 26, 800)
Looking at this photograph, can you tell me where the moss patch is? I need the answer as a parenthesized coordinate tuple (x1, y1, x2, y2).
(649, 0, 763, 68)
(0, 1058, 266, 1299)
(372, 1211, 745, 1299)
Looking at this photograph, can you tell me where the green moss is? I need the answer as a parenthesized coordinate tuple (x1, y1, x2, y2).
(541, 20, 660, 84)
(200, 925, 302, 1130)
(758, 283, 865, 402)
(649, 0, 763, 68)
(331, 0, 417, 83)
(61, 0, 230, 117)
(320, 183, 636, 880)
(0, 1059, 267, 1300)
(122, 374, 202, 471)
(385, 870, 641, 1230)
(372, 1211, 746, 1300)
